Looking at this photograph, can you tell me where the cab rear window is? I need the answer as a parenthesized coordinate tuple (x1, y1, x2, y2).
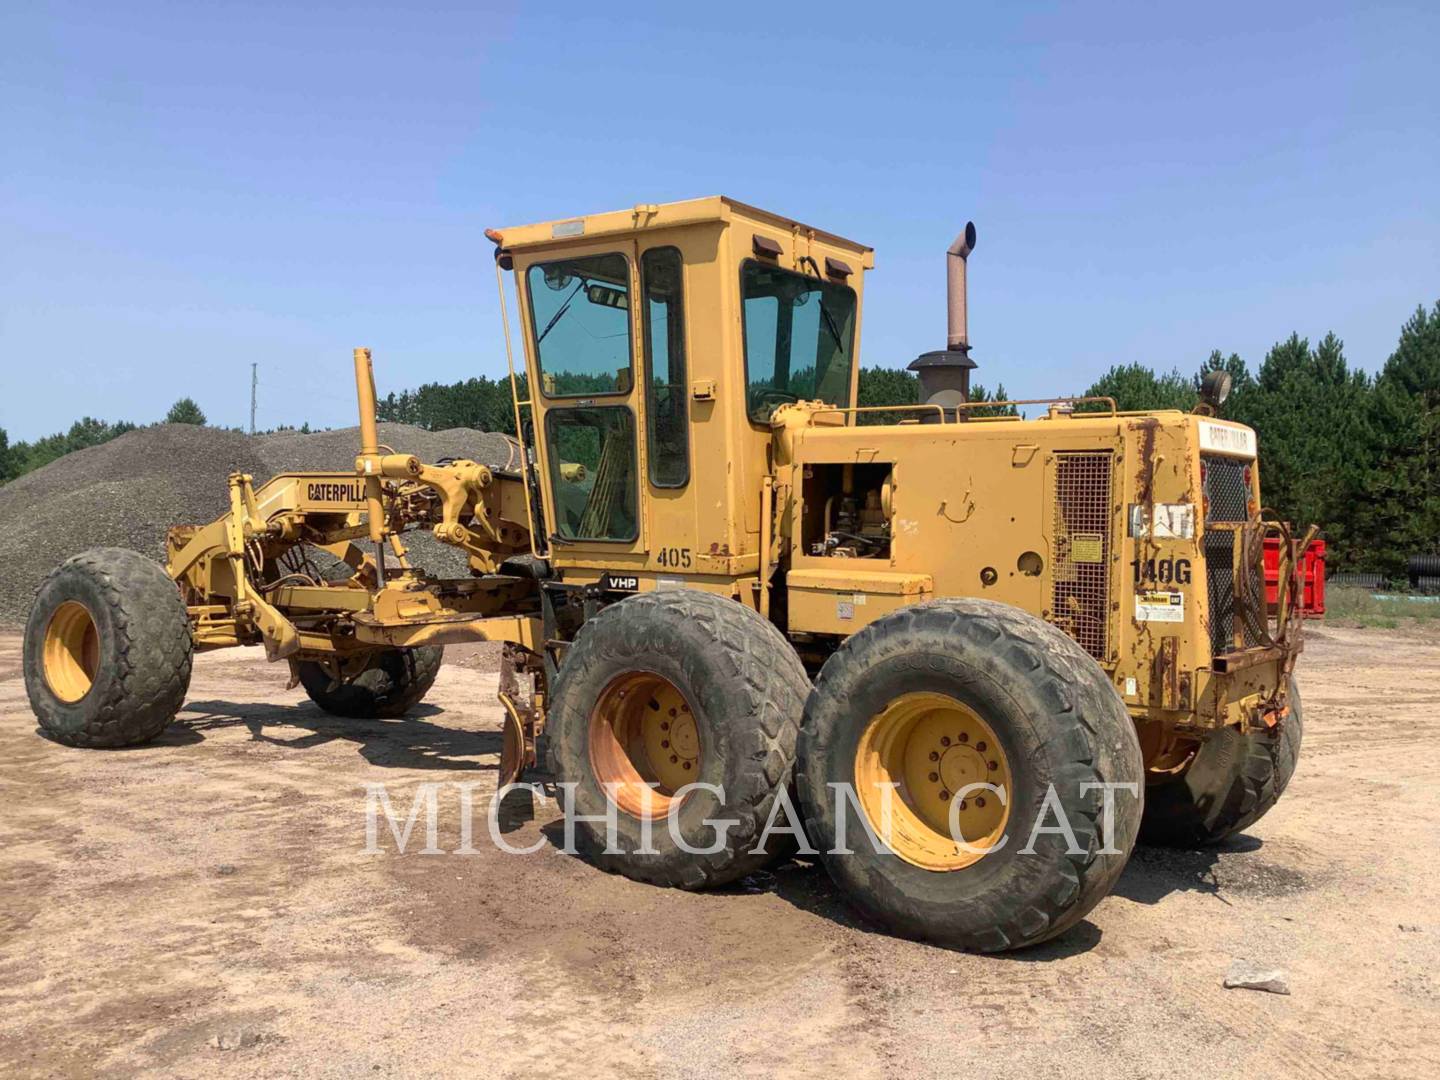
(740, 260, 855, 423)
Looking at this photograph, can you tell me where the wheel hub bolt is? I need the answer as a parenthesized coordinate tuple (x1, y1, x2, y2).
(958, 733, 969, 743)
(682, 761, 692, 770)
(940, 736, 951, 746)
(928, 750, 940, 761)
(988, 760, 998, 771)
(661, 739, 670, 748)
(976, 796, 987, 808)
(976, 741, 987, 752)
(670, 754, 678, 763)
(928, 772, 939, 783)
(939, 789, 951, 801)
(661, 720, 670, 731)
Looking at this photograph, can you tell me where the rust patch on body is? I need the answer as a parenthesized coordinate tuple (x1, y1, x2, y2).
(1133, 417, 1159, 506)
(1154, 636, 1180, 710)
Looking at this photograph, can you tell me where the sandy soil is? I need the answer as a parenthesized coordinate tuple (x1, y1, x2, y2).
(2, 625, 1438, 1078)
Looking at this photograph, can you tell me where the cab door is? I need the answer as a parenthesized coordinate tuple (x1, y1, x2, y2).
(516, 241, 648, 565)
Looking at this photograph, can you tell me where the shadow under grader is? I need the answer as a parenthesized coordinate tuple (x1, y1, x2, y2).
(179, 698, 504, 772)
(524, 829, 1108, 960)
(757, 856, 1105, 959)
(1114, 835, 1265, 906)
(33, 722, 206, 749)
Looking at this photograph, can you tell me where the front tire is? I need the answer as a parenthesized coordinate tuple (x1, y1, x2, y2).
(297, 646, 443, 719)
(797, 598, 1144, 952)
(24, 548, 193, 748)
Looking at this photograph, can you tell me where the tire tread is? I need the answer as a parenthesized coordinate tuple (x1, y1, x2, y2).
(798, 597, 1143, 952)
(553, 591, 809, 889)
(24, 548, 193, 748)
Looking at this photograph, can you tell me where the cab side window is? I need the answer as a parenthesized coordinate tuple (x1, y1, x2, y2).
(641, 248, 689, 487)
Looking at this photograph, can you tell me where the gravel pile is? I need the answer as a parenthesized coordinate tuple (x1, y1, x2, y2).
(0, 423, 520, 625)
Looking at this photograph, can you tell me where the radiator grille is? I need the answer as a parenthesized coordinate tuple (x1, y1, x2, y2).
(1203, 456, 1249, 522)
(1203, 530, 1236, 654)
(1051, 453, 1113, 661)
(1239, 532, 1268, 648)
(1202, 455, 1264, 652)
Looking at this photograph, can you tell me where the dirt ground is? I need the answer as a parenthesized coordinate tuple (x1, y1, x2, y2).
(2, 625, 1438, 1079)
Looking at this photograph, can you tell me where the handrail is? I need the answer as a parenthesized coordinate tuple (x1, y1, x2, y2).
(493, 255, 544, 560)
(827, 396, 1120, 423)
(830, 403, 947, 422)
(950, 395, 1119, 417)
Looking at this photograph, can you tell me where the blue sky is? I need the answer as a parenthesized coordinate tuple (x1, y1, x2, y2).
(3, 1, 1436, 439)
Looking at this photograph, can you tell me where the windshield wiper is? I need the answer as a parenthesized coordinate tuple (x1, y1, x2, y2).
(819, 300, 846, 356)
(537, 280, 585, 345)
(798, 255, 846, 356)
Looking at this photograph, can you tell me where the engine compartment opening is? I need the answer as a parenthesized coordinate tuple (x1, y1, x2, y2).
(802, 462, 894, 560)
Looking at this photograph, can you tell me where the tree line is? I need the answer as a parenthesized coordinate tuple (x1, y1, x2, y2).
(0, 399, 209, 485)
(0, 397, 323, 485)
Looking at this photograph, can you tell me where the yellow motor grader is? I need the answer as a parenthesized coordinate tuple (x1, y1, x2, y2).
(23, 197, 1312, 951)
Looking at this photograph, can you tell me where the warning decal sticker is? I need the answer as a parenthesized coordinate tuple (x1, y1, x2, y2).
(1071, 533, 1105, 563)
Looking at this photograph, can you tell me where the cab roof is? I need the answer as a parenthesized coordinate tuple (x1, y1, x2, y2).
(491, 196, 873, 257)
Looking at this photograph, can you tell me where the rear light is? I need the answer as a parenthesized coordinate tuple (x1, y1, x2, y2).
(1243, 466, 1252, 486)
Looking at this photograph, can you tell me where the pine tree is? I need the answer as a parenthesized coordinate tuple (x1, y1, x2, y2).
(967, 382, 1019, 417)
(1256, 333, 1311, 392)
(1081, 363, 1197, 411)
(165, 398, 207, 425)
(1354, 302, 1440, 574)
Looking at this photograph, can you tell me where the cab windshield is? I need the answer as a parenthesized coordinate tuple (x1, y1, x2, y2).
(526, 252, 633, 398)
(740, 260, 856, 423)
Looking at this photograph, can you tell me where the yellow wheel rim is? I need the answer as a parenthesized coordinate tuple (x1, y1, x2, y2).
(43, 601, 101, 704)
(588, 671, 701, 820)
(854, 691, 1013, 871)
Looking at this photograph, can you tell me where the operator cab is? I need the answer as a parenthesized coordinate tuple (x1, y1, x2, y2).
(487, 197, 873, 584)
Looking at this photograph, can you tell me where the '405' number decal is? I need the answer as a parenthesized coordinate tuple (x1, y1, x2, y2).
(1132, 557, 1192, 585)
(655, 547, 692, 569)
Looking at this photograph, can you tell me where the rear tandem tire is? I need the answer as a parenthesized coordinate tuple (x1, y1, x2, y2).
(547, 590, 809, 889)
(23, 547, 193, 748)
(1139, 678, 1303, 847)
(297, 646, 444, 719)
(797, 598, 1145, 952)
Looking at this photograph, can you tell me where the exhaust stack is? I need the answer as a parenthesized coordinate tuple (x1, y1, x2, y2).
(947, 221, 977, 351)
(908, 221, 978, 410)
